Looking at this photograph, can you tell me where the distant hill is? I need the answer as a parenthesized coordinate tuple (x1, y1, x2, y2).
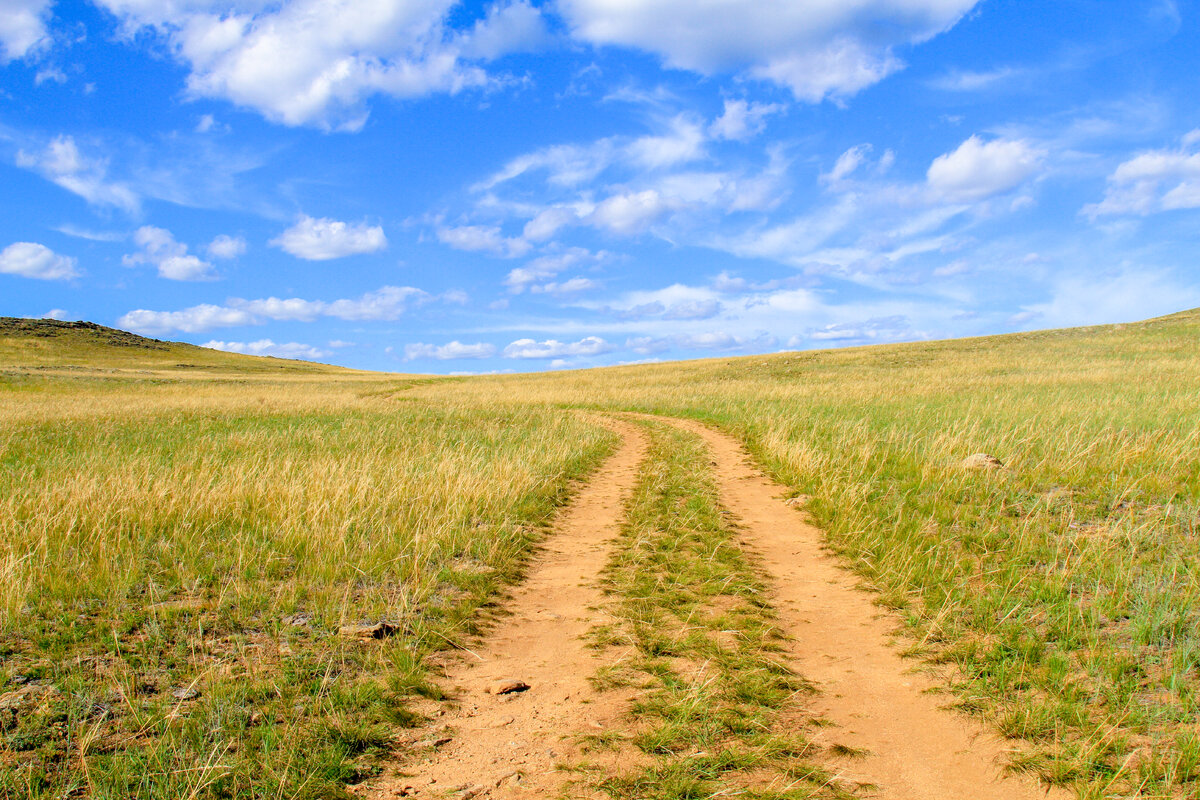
(0, 317, 348, 374)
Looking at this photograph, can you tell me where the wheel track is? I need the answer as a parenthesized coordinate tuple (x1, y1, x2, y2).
(360, 418, 647, 800)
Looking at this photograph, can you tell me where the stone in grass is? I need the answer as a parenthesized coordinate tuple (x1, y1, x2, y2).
(338, 621, 400, 639)
(960, 453, 1004, 471)
(487, 679, 530, 695)
(172, 686, 200, 701)
(0, 683, 59, 712)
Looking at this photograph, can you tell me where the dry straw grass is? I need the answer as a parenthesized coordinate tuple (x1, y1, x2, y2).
(0, 375, 614, 797)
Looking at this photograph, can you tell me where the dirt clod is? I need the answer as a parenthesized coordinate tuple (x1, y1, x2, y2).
(486, 679, 529, 695)
(339, 621, 399, 639)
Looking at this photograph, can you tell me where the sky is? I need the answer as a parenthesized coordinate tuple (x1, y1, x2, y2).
(1, 0, 1198, 373)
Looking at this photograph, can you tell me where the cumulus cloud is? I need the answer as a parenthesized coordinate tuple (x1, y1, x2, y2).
(119, 304, 255, 334)
(502, 335, 612, 358)
(271, 215, 387, 260)
(404, 340, 497, 360)
(123, 226, 216, 281)
(927, 135, 1044, 202)
(203, 339, 331, 360)
(709, 99, 783, 141)
(437, 224, 531, 257)
(558, 0, 979, 102)
(589, 189, 674, 235)
(119, 285, 430, 334)
(1083, 130, 1200, 218)
(207, 234, 246, 259)
(0, 242, 80, 280)
(0, 0, 51, 62)
(15, 135, 139, 213)
(94, 0, 547, 130)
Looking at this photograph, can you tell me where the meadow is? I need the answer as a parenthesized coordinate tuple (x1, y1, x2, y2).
(2, 310, 1198, 798)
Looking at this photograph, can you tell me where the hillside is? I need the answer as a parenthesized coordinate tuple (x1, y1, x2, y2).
(0, 316, 347, 375)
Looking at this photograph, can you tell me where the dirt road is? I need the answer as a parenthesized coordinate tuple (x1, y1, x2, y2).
(361, 415, 1064, 800)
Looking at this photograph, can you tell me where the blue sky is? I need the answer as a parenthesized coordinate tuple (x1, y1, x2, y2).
(2, 0, 1198, 373)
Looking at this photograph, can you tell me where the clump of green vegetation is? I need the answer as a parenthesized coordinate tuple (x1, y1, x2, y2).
(0, 376, 616, 799)
(582, 422, 851, 800)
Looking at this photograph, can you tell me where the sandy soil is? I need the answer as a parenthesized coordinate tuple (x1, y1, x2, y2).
(359, 419, 647, 799)
(663, 416, 1066, 800)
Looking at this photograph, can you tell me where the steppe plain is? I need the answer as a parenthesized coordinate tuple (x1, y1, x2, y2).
(1, 310, 1198, 799)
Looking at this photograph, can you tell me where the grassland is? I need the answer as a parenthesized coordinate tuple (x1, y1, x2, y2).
(2, 310, 1199, 799)
(406, 308, 1200, 798)
(0, 324, 616, 798)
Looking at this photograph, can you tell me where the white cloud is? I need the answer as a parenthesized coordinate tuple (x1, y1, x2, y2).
(523, 207, 579, 241)
(321, 285, 430, 320)
(1083, 130, 1200, 218)
(15, 135, 139, 213)
(0, 242, 80, 280)
(95, 0, 546, 130)
(203, 339, 331, 360)
(558, 0, 979, 102)
(927, 135, 1044, 202)
(123, 226, 216, 281)
(1019, 268, 1200, 329)
(806, 315, 913, 342)
(0, 0, 51, 63)
(626, 114, 706, 168)
(929, 66, 1020, 92)
(119, 304, 256, 334)
(437, 224, 531, 257)
(502, 335, 612, 358)
(35, 65, 67, 84)
(529, 277, 599, 295)
(589, 189, 673, 235)
(404, 340, 497, 360)
(207, 234, 246, 259)
(823, 144, 872, 183)
(119, 285, 430, 334)
(709, 99, 783, 141)
(271, 215, 387, 260)
(504, 247, 608, 293)
(41, 309, 71, 320)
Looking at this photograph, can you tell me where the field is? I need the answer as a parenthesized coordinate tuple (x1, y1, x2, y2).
(2, 311, 1198, 799)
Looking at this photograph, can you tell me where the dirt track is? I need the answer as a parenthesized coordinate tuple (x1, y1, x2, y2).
(361, 415, 1064, 799)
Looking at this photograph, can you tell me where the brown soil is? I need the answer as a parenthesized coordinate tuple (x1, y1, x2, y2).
(662, 416, 1068, 800)
(358, 419, 648, 800)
